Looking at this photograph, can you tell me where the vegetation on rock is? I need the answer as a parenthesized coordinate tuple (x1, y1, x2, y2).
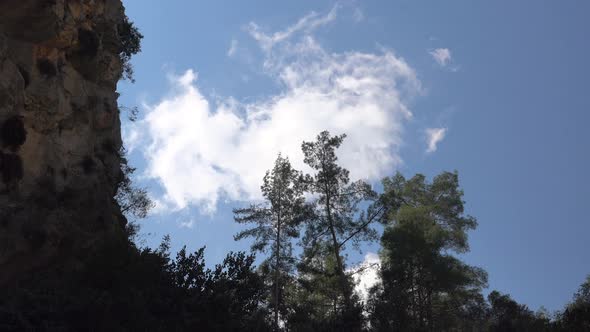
(118, 15, 143, 82)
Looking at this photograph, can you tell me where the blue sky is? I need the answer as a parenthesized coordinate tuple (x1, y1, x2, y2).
(118, 0, 590, 312)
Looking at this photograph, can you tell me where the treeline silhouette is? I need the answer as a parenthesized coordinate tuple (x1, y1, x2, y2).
(1, 131, 588, 331)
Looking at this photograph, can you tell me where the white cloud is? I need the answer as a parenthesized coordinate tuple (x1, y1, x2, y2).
(429, 48, 452, 67)
(122, 125, 140, 153)
(179, 219, 196, 229)
(246, 5, 338, 53)
(425, 127, 447, 153)
(132, 8, 421, 213)
(227, 39, 238, 57)
(352, 252, 381, 302)
(150, 197, 180, 215)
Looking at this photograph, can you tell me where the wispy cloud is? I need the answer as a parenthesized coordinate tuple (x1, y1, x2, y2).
(179, 219, 196, 229)
(429, 48, 452, 67)
(246, 5, 338, 53)
(227, 39, 238, 57)
(131, 8, 421, 213)
(425, 127, 447, 153)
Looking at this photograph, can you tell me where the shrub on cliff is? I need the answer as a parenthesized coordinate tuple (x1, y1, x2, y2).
(118, 16, 143, 82)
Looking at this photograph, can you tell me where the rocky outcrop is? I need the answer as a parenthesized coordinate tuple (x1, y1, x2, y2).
(0, 0, 129, 283)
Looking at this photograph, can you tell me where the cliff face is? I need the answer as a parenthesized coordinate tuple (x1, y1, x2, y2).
(0, 0, 127, 282)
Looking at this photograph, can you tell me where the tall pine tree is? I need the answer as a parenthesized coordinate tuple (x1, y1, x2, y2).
(300, 131, 382, 328)
(234, 154, 308, 329)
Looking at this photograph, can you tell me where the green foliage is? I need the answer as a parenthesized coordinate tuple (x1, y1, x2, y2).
(234, 154, 310, 328)
(574, 276, 590, 306)
(119, 105, 140, 122)
(381, 171, 478, 252)
(556, 275, 590, 331)
(487, 290, 552, 332)
(234, 154, 307, 259)
(0, 235, 270, 331)
(300, 131, 379, 324)
(169, 247, 271, 330)
(368, 172, 487, 331)
(117, 16, 143, 82)
(3, 130, 588, 331)
(116, 149, 154, 221)
(288, 242, 365, 331)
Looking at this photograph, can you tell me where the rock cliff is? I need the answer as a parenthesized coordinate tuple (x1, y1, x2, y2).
(0, 0, 131, 283)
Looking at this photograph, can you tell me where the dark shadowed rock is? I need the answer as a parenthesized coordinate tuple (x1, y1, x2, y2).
(0, 0, 128, 284)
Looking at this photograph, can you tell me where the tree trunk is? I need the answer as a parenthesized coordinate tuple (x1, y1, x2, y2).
(325, 188, 352, 312)
(274, 192, 282, 330)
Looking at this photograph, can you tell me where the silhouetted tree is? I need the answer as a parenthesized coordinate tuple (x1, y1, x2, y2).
(115, 149, 154, 224)
(556, 275, 590, 331)
(0, 234, 271, 331)
(169, 246, 271, 330)
(487, 290, 552, 332)
(234, 154, 309, 330)
(287, 241, 364, 331)
(117, 15, 143, 82)
(300, 131, 379, 329)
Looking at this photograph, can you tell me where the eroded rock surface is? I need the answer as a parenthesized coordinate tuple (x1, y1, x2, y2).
(0, 0, 128, 283)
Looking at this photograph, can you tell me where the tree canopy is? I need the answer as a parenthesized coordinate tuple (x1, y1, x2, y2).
(3, 131, 588, 331)
(234, 154, 310, 329)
